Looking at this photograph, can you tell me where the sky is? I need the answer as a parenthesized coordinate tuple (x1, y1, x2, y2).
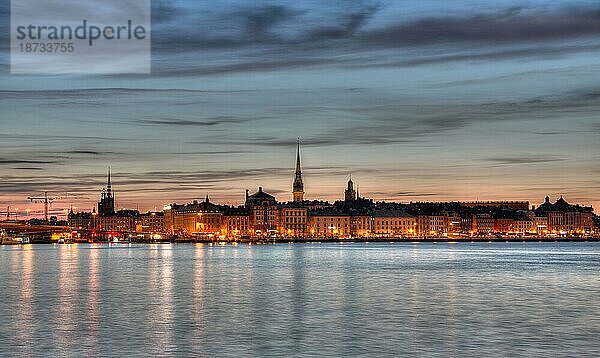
(1, 0, 599, 217)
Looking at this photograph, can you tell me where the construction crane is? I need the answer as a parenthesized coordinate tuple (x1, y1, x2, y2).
(27, 192, 69, 222)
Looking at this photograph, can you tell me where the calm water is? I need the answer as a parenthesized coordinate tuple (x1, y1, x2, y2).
(1, 242, 599, 357)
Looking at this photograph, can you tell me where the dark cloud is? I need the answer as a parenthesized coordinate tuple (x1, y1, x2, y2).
(0, 159, 57, 165)
(145, 3, 600, 75)
(352, 43, 600, 69)
(360, 7, 600, 47)
(152, 0, 181, 23)
(172, 87, 600, 148)
(154, 58, 338, 77)
(0, 132, 153, 143)
(0, 1, 8, 49)
(239, 5, 298, 41)
(309, 4, 379, 40)
(372, 191, 439, 197)
(4, 3, 600, 73)
(483, 155, 566, 165)
(131, 116, 253, 127)
(153, 3, 600, 49)
(68, 150, 107, 156)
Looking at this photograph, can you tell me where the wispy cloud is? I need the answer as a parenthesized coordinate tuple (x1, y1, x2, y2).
(482, 155, 566, 165)
(131, 116, 254, 127)
(0, 159, 57, 165)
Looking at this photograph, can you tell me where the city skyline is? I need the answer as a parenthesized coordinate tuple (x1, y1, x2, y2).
(1, 0, 600, 214)
(1, 142, 597, 219)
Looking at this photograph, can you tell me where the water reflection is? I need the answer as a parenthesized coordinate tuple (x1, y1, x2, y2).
(14, 246, 34, 355)
(1, 243, 599, 356)
(54, 245, 79, 352)
(85, 245, 100, 349)
(147, 245, 175, 354)
(192, 244, 206, 347)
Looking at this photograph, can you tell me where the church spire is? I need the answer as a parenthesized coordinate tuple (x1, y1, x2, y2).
(295, 138, 302, 175)
(107, 167, 112, 192)
(292, 138, 305, 202)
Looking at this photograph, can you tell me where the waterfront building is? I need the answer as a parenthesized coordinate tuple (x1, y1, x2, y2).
(193, 197, 224, 238)
(415, 215, 430, 236)
(444, 212, 462, 235)
(246, 187, 279, 236)
(136, 212, 164, 234)
(350, 215, 371, 237)
(68, 209, 96, 230)
(172, 204, 201, 234)
(163, 205, 176, 234)
(461, 215, 473, 234)
(223, 207, 251, 238)
(534, 196, 594, 234)
(533, 215, 549, 235)
(513, 215, 534, 234)
(279, 204, 308, 237)
(472, 213, 494, 235)
(371, 210, 415, 237)
(96, 210, 138, 233)
(308, 210, 350, 237)
(164, 197, 223, 237)
(429, 214, 445, 236)
(494, 218, 514, 233)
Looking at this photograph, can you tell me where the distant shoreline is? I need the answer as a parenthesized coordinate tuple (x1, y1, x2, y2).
(3, 237, 600, 245)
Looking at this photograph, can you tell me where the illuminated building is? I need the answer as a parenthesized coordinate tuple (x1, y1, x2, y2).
(246, 187, 279, 236)
(308, 210, 350, 237)
(136, 212, 164, 234)
(428, 214, 445, 236)
(165, 196, 223, 236)
(223, 207, 251, 238)
(96, 210, 137, 233)
(494, 218, 514, 233)
(513, 215, 534, 233)
(472, 213, 494, 235)
(444, 213, 462, 235)
(279, 204, 308, 237)
(68, 209, 95, 230)
(534, 196, 594, 234)
(350, 215, 371, 237)
(371, 210, 416, 237)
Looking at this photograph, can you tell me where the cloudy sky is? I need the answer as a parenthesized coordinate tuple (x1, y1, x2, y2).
(1, 0, 599, 217)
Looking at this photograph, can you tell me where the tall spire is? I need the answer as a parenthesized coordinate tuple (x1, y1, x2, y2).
(295, 138, 302, 175)
(292, 138, 304, 202)
(107, 167, 112, 192)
